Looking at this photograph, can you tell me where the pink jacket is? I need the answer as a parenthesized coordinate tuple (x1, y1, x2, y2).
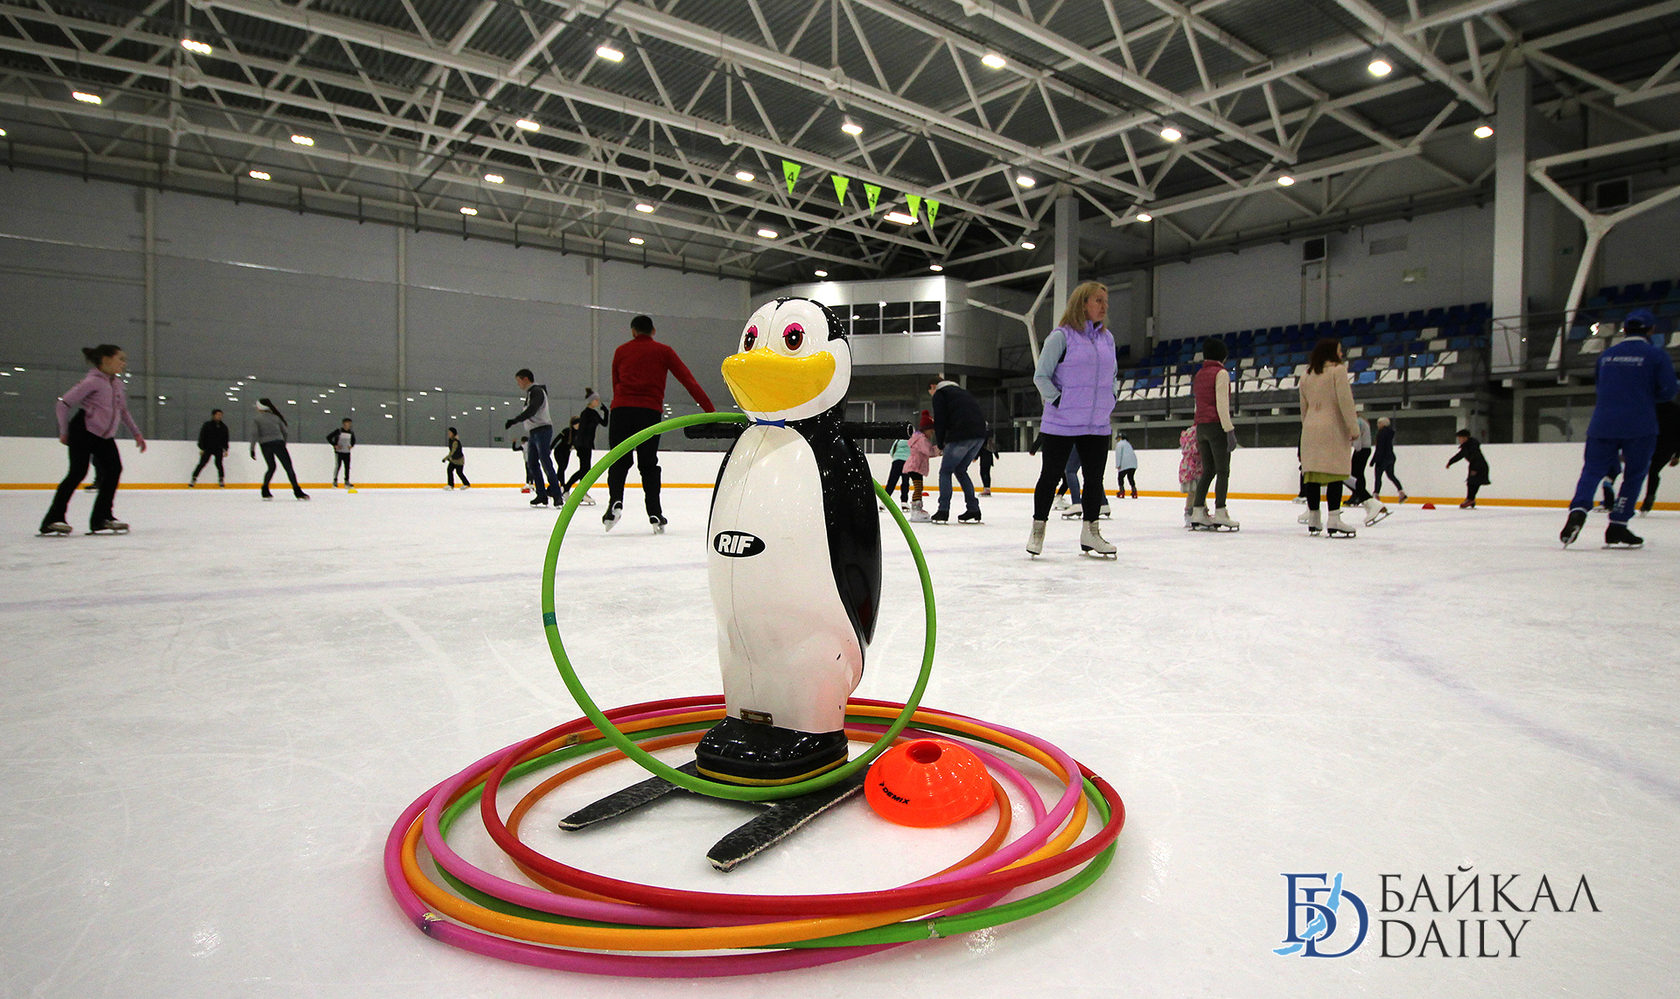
(57, 368, 144, 443)
(905, 430, 937, 476)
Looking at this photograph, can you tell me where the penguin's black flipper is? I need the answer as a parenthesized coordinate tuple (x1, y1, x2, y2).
(683, 424, 746, 440)
(841, 421, 913, 440)
(557, 761, 702, 830)
(706, 772, 866, 872)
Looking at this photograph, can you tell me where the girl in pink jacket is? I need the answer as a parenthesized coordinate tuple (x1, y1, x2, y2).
(39, 344, 147, 535)
(905, 411, 939, 521)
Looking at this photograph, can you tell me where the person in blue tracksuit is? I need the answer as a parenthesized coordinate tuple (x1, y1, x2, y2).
(1560, 309, 1679, 548)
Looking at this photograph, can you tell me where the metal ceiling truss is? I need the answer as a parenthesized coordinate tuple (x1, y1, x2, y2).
(2, 0, 1678, 284)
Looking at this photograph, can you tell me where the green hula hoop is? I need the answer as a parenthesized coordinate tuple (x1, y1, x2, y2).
(540, 410, 937, 802)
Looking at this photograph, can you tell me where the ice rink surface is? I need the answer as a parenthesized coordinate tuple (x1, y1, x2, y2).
(3, 483, 1676, 998)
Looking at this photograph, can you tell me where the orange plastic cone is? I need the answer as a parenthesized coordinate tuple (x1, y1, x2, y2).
(865, 738, 992, 827)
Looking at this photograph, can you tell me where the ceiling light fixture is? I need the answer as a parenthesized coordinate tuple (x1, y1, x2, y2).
(1277, 175, 1296, 187)
(514, 118, 541, 132)
(841, 119, 863, 136)
(290, 133, 314, 146)
(181, 38, 212, 56)
(981, 52, 1007, 69)
(1020, 240, 1037, 250)
(756, 228, 779, 239)
(1160, 125, 1183, 142)
(634, 202, 655, 213)
(1135, 212, 1153, 222)
(459, 206, 478, 215)
(248, 169, 271, 181)
(883, 211, 916, 225)
(814, 269, 829, 278)
(1016, 173, 1037, 188)
(484, 173, 505, 184)
(1368, 57, 1393, 77)
(72, 91, 102, 105)
(596, 44, 625, 62)
(628, 236, 645, 245)
(734, 169, 756, 182)
(1473, 124, 1495, 139)
(930, 264, 944, 272)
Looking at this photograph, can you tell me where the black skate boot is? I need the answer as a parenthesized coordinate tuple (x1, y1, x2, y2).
(1559, 509, 1587, 547)
(1604, 523, 1643, 549)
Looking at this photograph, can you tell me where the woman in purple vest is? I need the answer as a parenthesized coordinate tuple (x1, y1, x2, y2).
(1027, 281, 1118, 558)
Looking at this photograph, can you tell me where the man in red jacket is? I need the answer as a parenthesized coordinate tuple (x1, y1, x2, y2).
(604, 314, 716, 533)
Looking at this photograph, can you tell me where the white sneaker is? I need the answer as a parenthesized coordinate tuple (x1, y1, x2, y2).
(1026, 519, 1047, 556)
(1079, 520, 1117, 556)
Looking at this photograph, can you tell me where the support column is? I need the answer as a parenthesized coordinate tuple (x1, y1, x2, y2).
(1053, 192, 1078, 320)
(396, 226, 408, 444)
(1490, 61, 1529, 372)
(142, 187, 157, 438)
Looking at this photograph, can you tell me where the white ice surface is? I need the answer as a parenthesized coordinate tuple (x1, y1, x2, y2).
(2, 485, 1677, 998)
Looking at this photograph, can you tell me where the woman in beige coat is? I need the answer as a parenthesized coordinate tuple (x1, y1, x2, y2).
(1298, 338, 1360, 536)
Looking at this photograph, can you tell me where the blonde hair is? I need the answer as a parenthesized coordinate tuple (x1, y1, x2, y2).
(1057, 281, 1109, 331)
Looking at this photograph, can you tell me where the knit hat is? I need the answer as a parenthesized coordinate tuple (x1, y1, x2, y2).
(918, 410, 934, 430)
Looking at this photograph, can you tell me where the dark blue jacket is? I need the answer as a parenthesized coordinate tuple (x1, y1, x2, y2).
(1588, 338, 1679, 438)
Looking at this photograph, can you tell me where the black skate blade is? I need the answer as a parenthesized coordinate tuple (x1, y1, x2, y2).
(558, 761, 701, 830)
(706, 772, 865, 872)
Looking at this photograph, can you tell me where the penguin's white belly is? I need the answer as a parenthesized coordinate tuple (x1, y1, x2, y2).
(708, 424, 862, 734)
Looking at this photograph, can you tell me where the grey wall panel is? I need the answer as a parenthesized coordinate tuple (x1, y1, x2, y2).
(405, 228, 592, 304)
(0, 171, 142, 248)
(154, 257, 396, 383)
(155, 194, 396, 285)
(1597, 198, 1680, 295)
(0, 270, 144, 365)
(403, 289, 592, 397)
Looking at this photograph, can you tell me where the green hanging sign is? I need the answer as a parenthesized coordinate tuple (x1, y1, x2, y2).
(906, 194, 922, 220)
(782, 159, 802, 194)
(831, 174, 850, 204)
(864, 183, 881, 213)
(925, 199, 940, 227)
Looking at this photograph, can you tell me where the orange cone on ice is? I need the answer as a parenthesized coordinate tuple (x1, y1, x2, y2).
(865, 738, 993, 827)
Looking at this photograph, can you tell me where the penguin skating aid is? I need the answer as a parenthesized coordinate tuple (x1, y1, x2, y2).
(381, 298, 1124, 977)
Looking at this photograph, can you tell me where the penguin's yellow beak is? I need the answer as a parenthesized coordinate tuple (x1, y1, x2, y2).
(721, 347, 834, 415)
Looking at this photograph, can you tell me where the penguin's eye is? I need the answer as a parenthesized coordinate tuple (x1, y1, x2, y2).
(782, 324, 805, 351)
(742, 326, 758, 351)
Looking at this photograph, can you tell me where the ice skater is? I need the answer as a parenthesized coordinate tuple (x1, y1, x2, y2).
(1446, 429, 1489, 509)
(562, 390, 607, 504)
(905, 412, 937, 521)
(1189, 337, 1240, 531)
(1639, 399, 1680, 514)
(1559, 309, 1678, 548)
(926, 376, 988, 525)
(443, 426, 470, 488)
(1345, 410, 1389, 526)
(883, 431, 911, 509)
(1026, 281, 1117, 556)
(38, 344, 147, 536)
(1177, 424, 1201, 527)
(189, 408, 229, 487)
(326, 418, 355, 488)
(250, 398, 308, 501)
(505, 368, 564, 507)
(1298, 339, 1360, 537)
(604, 314, 715, 533)
(1053, 448, 1082, 511)
(1371, 416, 1407, 502)
(1114, 432, 1138, 499)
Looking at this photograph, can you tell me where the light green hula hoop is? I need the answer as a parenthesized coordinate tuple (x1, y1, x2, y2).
(540, 410, 937, 801)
